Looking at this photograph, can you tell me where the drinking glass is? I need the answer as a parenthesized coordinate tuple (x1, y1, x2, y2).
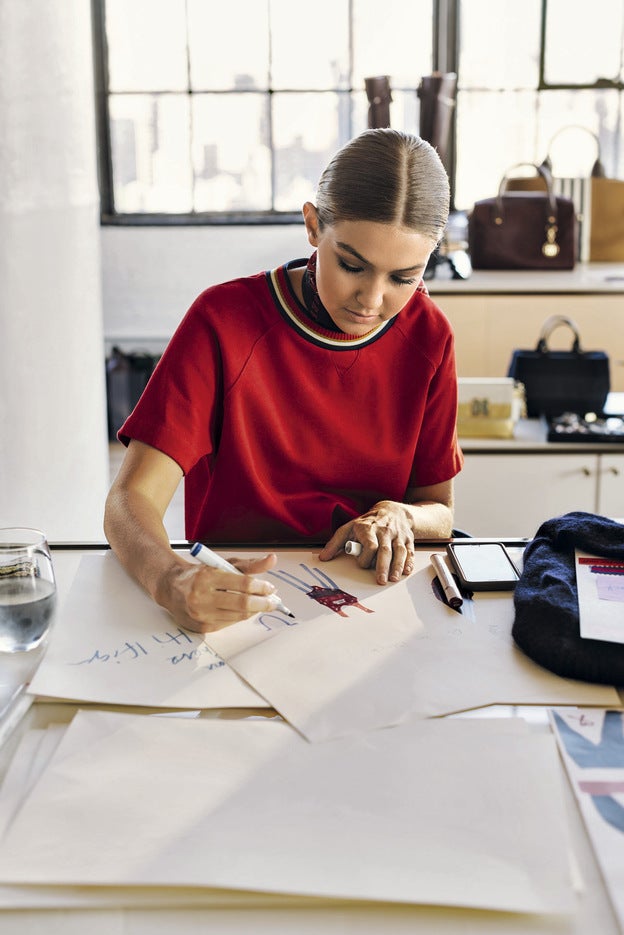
(0, 528, 57, 653)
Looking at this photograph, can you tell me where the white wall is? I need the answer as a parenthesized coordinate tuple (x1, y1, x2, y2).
(101, 224, 311, 352)
(0, 0, 109, 541)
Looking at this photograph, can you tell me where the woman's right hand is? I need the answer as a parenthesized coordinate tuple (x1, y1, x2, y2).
(159, 553, 280, 633)
(105, 441, 282, 633)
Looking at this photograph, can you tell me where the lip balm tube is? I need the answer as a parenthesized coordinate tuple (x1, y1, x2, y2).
(344, 540, 362, 557)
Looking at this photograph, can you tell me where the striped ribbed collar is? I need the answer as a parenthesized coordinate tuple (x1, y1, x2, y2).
(266, 258, 396, 351)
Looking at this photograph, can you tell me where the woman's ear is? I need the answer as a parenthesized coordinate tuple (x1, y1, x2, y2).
(302, 202, 321, 246)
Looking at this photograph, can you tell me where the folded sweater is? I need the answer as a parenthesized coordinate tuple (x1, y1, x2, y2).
(512, 511, 624, 685)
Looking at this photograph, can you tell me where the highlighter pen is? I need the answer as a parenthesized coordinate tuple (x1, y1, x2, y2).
(190, 542, 295, 618)
(430, 553, 463, 610)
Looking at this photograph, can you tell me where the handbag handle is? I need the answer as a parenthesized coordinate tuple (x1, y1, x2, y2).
(496, 163, 562, 259)
(536, 315, 581, 353)
(497, 162, 558, 215)
(539, 125, 606, 179)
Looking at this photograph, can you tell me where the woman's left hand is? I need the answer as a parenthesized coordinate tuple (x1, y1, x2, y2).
(318, 500, 416, 585)
(318, 482, 454, 585)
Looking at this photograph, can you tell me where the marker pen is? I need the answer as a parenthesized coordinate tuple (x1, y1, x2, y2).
(190, 543, 295, 618)
(430, 552, 463, 610)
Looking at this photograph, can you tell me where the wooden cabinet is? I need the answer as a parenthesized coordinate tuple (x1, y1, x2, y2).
(453, 453, 596, 537)
(597, 454, 624, 521)
(453, 449, 624, 538)
(423, 270, 624, 535)
(431, 291, 624, 393)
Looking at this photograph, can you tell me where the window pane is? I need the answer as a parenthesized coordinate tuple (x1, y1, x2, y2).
(272, 93, 349, 211)
(188, 0, 270, 90)
(192, 95, 271, 211)
(106, 0, 188, 92)
(544, 0, 623, 84)
(351, 90, 371, 135)
(110, 94, 192, 212)
(270, 0, 350, 89)
(454, 90, 538, 210)
(459, 0, 541, 89)
(352, 0, 432, 88)
(536, 90, 620, 176)
(351, 88, 420, 134)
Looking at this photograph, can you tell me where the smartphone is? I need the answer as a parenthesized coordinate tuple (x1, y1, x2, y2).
(446, 542, 521, 591)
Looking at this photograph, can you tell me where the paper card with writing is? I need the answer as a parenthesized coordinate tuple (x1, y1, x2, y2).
(27, 553, 267, 709)
(577, 550, 624, 644)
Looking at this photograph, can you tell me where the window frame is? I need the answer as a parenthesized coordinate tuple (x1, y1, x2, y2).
(93, 0, 449, 225)
(93, 0, 619, 226)
(537, 0, 624, 91)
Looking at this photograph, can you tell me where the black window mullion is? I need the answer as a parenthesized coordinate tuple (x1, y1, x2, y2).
(91, 0, 115, 216)
(183, 0, 195, 214)
(434, 0, 459, 74)
(267, 0, 276, 212)
(434, 0, 459, 209)
(347, 0, 354, 140)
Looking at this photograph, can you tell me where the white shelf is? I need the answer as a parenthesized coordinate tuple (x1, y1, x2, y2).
(428, 262, 624, 295)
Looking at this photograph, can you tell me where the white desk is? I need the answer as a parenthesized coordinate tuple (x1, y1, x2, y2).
(0, 546, 622, 935)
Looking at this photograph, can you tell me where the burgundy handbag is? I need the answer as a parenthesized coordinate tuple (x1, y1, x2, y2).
(468, 163, 577, 270)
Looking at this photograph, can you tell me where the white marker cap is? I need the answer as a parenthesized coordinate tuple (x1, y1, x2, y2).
(345, 540, 362, 557)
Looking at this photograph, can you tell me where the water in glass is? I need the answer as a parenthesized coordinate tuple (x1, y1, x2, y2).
(0, 528, 57, 653)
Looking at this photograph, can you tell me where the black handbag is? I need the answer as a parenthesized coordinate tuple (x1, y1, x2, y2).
(468, 162, 577, 270)
(507, 315, 610, 418)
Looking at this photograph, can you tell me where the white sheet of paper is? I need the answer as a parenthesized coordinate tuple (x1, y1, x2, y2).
(0, 724, 66, 840)
(0, 720, 311, 910)
(576, 550, 624, 644)
(27, 553, 267, 708)
(0, 709, 575, 915)
(206, 551, 620, 742)
(550, 707, 624, 932)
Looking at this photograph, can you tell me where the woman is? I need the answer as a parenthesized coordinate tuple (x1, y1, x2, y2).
(104, 129, 463, 633)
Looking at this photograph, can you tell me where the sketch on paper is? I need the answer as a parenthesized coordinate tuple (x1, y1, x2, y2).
(269, 564, 374, 618)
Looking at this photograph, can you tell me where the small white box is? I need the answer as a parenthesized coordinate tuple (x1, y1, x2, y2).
(457, 377, 526, 438)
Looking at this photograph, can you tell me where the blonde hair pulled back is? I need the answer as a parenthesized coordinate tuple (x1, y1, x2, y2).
(314, 129, 449, 244)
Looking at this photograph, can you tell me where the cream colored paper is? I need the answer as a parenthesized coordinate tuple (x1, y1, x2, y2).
(206, 552, 620, 742)
(0, 710, 575, 914)
(0, 725, 66, 839)
(26, 551, 620, 735)
(27, 553, 267, 709)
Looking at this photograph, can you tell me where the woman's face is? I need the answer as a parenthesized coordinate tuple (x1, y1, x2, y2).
(303, 203, 436, 337)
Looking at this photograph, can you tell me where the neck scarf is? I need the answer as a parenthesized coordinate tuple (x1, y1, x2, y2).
(301, 252, 343, 332)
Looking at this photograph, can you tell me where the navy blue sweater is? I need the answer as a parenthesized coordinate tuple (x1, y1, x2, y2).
(512, 511, 624, 685)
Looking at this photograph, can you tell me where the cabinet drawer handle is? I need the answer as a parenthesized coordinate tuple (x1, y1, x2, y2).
(581, 467, 592, 476)
(608, 466, 620, 476)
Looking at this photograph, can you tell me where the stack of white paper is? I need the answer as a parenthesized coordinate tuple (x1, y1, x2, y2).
(0, 710, 576, 915)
